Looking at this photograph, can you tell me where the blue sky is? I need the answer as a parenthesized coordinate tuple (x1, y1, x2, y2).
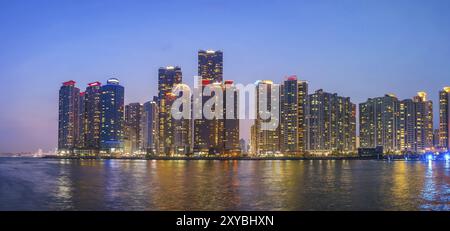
(1, 0, 450, 152)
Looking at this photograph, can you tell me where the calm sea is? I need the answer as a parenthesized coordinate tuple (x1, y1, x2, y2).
(0, 158, 449, 211)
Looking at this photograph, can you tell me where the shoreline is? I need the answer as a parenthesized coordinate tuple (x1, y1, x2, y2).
(4, 155, 443, 161)
(39, 155, 385, 161)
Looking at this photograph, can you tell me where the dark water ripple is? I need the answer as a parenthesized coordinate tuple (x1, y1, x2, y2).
(0, 158, 449, 211)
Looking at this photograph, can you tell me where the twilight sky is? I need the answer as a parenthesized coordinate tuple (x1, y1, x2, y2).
(1, 0, 450, 153)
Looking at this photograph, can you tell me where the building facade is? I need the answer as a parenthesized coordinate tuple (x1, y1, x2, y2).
(433, 129, 440, 149)
(83, 81, 102, 154)
(280, 76, 308, 156)
(439, 87, 450, 151)
(124, 103, 143, 155)
(77, 91, 85, 150)
(172, 93, 192, 156)
(250, 124, 257, 156)
(359, 94, 401, 153)
(142, 100, 159, 155)
(254, 80, 281, 155)
(399, 92, 433, 153)
(223, 80, 240, 155)
(198, 49, 223, 83)
(194, 50, 226, 155)
(158, 66, 183, 156)
(306, 89, 356, 155)
(58, 80, 81, 154)
(100, 78, 125, 155)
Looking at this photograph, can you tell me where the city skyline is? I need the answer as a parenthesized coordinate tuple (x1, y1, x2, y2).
(56, 55, 449, 157)
(2, 0, 450, 152)
(8, 48, 450, 154)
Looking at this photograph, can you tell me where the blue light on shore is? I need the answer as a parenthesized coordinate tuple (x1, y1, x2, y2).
(445, 154, 450, 161)
(426, 154, 433, 161)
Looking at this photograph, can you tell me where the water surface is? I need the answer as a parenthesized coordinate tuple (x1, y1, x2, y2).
(0, 158, 449, 210)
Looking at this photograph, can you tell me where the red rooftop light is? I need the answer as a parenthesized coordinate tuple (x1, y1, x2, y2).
(287, 75, 297, 81)
(63, 80, 76, 86)
(88, 81, 101, 87)
(224, 80, 234, 85)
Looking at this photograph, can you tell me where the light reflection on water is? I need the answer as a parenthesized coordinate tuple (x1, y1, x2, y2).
(0, 158, 449, 211)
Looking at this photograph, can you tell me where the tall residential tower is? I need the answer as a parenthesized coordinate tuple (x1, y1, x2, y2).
(194, 50, 227, 155)
(100, 78, 125, 155)
(158, 66, 185, 155)
(359, 94, 401, 153)
(306, 89, 356, 155)
(142, 100, 159, 155)
(280, 76, 308, 156)
(58, 80, 81, 154)
(254, 80, 281, 155)
(124, 103, 143, 155)
(83, 81, 102, 154)
(399, 92, 433, 153)
(440, 87, 450, 151)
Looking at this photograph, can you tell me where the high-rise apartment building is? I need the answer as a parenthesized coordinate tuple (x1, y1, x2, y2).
(223, 80, 240, 155)
(142, 100, 159, 155)
(83, 81, 102, 154)
(194, 50, 229, 155)
(124, 103, 143, 155)
(306, 89, 356, 154)
(198, 49, 223, 83)
(172, 93, 192, 156)
(359, 94, 401, 153)
(439, 87, 450, 151)
(158, 66, 183, 156)
(58, 80, 81, 154)
(250, 124, 257, 156)
(77, 91, 85, 150)
(254, 80, 281, 155)
(280, 76, 308, 156)
(399, 92, 433, 153)
(100, 78, 125, 155)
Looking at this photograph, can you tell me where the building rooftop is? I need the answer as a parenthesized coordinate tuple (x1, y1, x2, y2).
(107, 78, 120, 85)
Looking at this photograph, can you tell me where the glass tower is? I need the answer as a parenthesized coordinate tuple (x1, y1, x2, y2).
(100, 78, 125, 155)
(58, 80, 81, 155)
(439, 87, 450, 151)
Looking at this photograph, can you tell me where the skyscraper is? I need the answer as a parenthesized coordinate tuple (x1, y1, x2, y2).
(198, 49, 223, 83)
(254, 80, 281, 155)
(172, 92, 192, 156)
(399, 92, 433, 153)
(193, 79, 216, 155)
(58, 80, 80, 155)
(124, 103, 143, 155)
(158, 66, 182, 156)
(194, 50, 226, 155)
(250, 124, 257, 156)
(142, 100, 159, 155)
(359, 94, 401, 153)
(223, 80, 240, 155)
(100, 78, 125, 155)
(83, 81, 102, 154)
(439, 87, 450, 151)
(76, 91, 85, 150)
(280, 76, 308, 156)
(306, 89, 356, 155)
